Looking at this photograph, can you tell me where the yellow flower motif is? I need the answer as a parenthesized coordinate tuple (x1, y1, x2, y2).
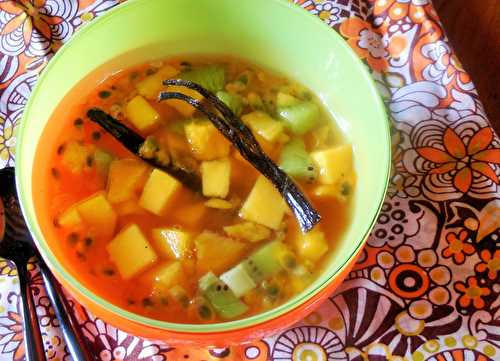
(0, 117, 17, 163)
(0, 259, 18, 276)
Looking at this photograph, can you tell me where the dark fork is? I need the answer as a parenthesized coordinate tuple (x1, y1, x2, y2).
(0, 167, 94, 361)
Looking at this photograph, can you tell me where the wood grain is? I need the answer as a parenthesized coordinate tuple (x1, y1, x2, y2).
(433, 0, 500, 134)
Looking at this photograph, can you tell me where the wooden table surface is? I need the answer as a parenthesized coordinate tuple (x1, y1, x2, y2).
(433, 0, 499, 134)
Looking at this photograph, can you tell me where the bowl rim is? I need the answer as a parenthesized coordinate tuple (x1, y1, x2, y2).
(15, 0, 391, 333)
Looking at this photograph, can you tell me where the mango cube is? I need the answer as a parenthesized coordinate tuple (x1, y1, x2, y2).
(152, 228, 193, 259)
(125, 95, 160, 132)
(184, 121, 230, 161)
(139, 169, 181, 215)
(107, 159, 149, 203)
(57, 206, 82, 228)
(195, 231, 247, 275)
(136, 65, 179, 99)
(147, 261, 187, 294)
(114, 199, 147, 216)
(172, 202, 206, 228)
(201, 158, 231, 198)
(239, 176, 287, 230)
(106, 224, 158, 280)
(311, 144, 353, 185)
(294, 228, 328, 262)
(76, 192, 117, 239)
(165, 86, 204, 117)
(242, 111, 284, 142)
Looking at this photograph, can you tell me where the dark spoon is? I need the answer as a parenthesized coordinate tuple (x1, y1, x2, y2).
(0, 167, 95, 361)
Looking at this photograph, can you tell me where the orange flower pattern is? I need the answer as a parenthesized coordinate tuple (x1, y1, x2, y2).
(0, 0, 499, 360)
(442, 230, 475, 264)
(454, 277, 491, 309)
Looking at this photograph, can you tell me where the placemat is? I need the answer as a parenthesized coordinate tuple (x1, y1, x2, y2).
(0, 1, 499, 360)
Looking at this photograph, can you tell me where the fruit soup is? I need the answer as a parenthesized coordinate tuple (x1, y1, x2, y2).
(37, 56, 355, 323)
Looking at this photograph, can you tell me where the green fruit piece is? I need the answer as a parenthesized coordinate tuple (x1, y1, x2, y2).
(180, 65, 226, 93)
(278, 101, 319, 135)
(220, 263, 257, 298)
(242, 241, 287, 283)
(198, 272, 249, 320)
(279, 138, 316, 180)
(217, 91, 243, 116)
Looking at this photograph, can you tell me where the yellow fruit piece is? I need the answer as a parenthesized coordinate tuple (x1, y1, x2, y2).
(76, 192, 117, 239)
(195, 231, 247, 275)
(201, 158, 231, 198)
(184, 121, 230, 161)
(125, 95, 160, 132)
(139, 169, 181, 215)
(61, 141, 92, 173)
(294, 227, 329, 262)
(242, 111, 284, 142)
(165, 85, 204, 117)
(239, 176, 287, 230)
(57, 206, 82, 228)
(136, 65, 179, 99)
(172, 202, 206, 228)
(223, 222, 271, 242)
(311, 144, 353, 185)
(152, 228, 193, 259)
(114, 199, 147, 216)
(106, 224, 158, 280)
(313, 172, 355, 202)
(107, 159, 149, 203)
(204, 198, 233, 209)
(145, 261, 186, 294)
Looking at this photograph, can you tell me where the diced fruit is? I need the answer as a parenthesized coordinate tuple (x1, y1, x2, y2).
(247, 92, 264, 110)
(278, 101, 319, 135)
(313, 173, 355, 201)
(276, 92, 300, 108)
(181, 65, 226, 93)
(311, 144, 353, 185)
(220, 264, 257, 298)
(279, 139, 316, 180)
(168, 285, 190, 308)
(204, 198, 233, 209)
(308, 124, 332, 149)
(195, 231, 247, 275)
(242, 241, 288, 283)
(199, 272, 248, 319)
(136, 65, 179, 99)
(125, 95, 160, 132)
(184, 121, 230, 160)
(76, 192, 117, 239)
(172, 202, 206, 228)
(216, 91, 243, 116)
(139, 169, 182, 215)
(151, 228, 193, 259)
(223, 222, 271, 242)
(57, 206, 82, 228)
(149, 261, 186, 293)
(107, 159, 149, 203)
(293, 227, 328, 262)
(242, 111, 284, 142)
(114, 199, 147, 216)
(94, 149, 114, 178)
(106, 224, 157, 280)
(164, 85, 204, 117)
(61, 141, 92, 173)
(239, 176, 287, 230)
(201, 158, 231, 198)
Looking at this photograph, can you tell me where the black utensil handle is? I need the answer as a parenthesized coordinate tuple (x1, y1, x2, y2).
(38, 261, 95, 361)
(17, 264, 46, 361)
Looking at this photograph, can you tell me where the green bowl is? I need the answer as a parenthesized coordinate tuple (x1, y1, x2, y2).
(15, 0, 390, 340)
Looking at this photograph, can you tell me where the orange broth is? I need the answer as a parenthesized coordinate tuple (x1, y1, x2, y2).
(38, 56, 353, 323)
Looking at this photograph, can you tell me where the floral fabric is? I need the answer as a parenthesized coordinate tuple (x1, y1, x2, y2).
(0, 0, 499, 360)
